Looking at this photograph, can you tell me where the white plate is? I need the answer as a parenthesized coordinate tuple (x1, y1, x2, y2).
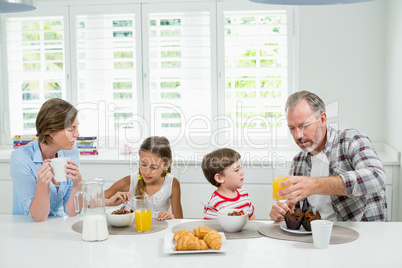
(280, 222, 312, 234)
(163, 232, 228, 254)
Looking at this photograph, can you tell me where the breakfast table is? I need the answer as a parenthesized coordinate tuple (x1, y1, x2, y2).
(0, 214, 400, 268)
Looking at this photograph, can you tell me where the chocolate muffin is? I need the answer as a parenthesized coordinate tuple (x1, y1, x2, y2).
(301, 210, 321, 231)
(284, 208, 304, 230)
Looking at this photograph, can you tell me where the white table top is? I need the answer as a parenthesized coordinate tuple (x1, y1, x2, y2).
(0, 215, 400, 268)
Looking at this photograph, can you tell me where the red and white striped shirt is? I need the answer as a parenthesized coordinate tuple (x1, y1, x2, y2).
(203, 188, 255, 220)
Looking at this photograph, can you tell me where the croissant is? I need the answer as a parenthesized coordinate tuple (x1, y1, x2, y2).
(175, 235, 208, 251)
(203, 231, 222, 250)
(192, 226, 214, 239)
(173, 229, 193, 242)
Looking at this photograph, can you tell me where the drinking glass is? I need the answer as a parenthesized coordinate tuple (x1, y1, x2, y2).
(272, 163, 291, 202)
(133, 196, 152, 232)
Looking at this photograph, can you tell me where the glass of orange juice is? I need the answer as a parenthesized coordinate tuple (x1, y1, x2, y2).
(133, 196, 152, 232)
(272, 163, 291, 201)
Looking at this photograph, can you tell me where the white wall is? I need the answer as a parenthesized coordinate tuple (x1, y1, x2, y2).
(386, 0, 402, 221)
(298, 0, 386, 141)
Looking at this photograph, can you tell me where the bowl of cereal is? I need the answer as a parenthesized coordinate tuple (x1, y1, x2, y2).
(217, 208, 248, 232)
(106, 207, 134, 227)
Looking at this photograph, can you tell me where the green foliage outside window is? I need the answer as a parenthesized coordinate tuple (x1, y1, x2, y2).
(260, 79, 281, 88)
(161, 113, 180, 118)
(23, 123, 35, 129)
(235, 80, 256, 88)
(161, 92, 181, 99)
(236, 112, 256, 118)
(113, 82, 132, 89)
(114, 52, 133, 58)
(46, 62, 63, 71)
(23, 63, 40, 71)
(113, 20, 133, 27)
(113, 31, 133, 38)
(260, 59, 281, 67)
(44, 21, 62, 30)
(114, 62, 133, 69)
(161, 51, 181, 57)
(160, 19, 181, 26)
(235, 91, 256, 98)
(22, 32, 39, 41)
(23, 53, 40, 61)
(44, 32, 62, 40)
(260, 48, 279, 57)
(235, 60, 256, 68)
(44, 81, 61, 91)
(113, 92, 132, 99)
(261, 111, 281, 118)
(21, 22, 39, 31)
(161, 82, 180, 88)
(45, 53, 63, 61)
(44, 92, 62, 98)
(23, 113, 37, 120)
(161, 61, 181, 68)
(242, 49, 256, 57)
(162, 123, 181, 127)
(261, 122, 282, 127)
(114, 113, 133, 119)
(260, 91, 281, 98)
(161, 30, 181, 37)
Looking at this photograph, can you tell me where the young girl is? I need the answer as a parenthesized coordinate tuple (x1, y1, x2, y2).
(105, 136, 183, 221)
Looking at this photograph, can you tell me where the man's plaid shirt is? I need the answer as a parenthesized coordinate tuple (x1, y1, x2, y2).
(292, 125, 387, 221)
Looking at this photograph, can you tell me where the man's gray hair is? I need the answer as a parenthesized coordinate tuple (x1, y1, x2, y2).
(285, 90, 326, 117)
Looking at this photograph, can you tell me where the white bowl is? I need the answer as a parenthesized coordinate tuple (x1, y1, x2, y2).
(106, 208, 134, 227)
(217, 208, 248, 232)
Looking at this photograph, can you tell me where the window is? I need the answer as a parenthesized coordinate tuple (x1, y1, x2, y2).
(143, 3, 215, 147)
(70, 5, 141, 146)
(222, 4, 290, 148)
(1, 1, 294, 150)
(5, 7, 67, 136)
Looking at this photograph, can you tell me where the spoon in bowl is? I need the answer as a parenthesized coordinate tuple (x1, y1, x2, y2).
(120, 202, 127, 212)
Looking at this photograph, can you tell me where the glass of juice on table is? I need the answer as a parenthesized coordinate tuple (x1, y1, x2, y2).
(133, 196, 152, 232)
(272, 162, 292, 201)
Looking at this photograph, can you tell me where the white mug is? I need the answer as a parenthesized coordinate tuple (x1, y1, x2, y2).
(50, 157, 70, 182)
(311, 220, 333, 249)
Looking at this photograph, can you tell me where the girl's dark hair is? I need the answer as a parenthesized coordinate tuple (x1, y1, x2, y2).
(201, 148, 241, 187)
(36, 98, 78, 145)
(135, 136, 172, 196)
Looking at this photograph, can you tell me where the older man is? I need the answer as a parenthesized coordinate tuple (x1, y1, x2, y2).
(269, 91, 387, 222)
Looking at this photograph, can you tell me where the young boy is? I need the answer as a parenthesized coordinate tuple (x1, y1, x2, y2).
(201, 148, 256, 220)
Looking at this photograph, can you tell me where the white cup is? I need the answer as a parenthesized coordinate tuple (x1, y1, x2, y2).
(311, 220, 333, 249)
(50, 157, 70, 182)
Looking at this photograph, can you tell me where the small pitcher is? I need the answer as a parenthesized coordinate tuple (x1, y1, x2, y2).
(75, 178, 109, 242)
